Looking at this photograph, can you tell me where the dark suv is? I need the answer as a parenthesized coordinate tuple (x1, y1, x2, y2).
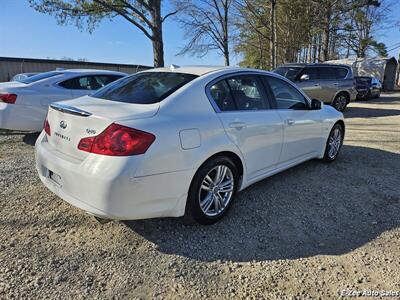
(274, 63, 357, 111)
(355, 76, 382, 100)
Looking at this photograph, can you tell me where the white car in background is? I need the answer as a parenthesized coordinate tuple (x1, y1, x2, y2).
(0, 69, 126, 131)
(35, 66, 345, 225)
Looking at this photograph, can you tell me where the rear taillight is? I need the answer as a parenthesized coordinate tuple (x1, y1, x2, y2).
(0, 93, 17, 104)
(44, 116, 51, 136)
(78, 123, 155, 156)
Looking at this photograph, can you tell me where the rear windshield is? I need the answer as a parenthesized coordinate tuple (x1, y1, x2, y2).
(93, 72, 198, 104)
(273, 67, 302, 81)
(355, 77, 372, 85)
(20, 71, 64, 84)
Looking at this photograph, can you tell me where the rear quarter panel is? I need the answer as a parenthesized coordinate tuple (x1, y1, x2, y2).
(336, 78, 357, 102)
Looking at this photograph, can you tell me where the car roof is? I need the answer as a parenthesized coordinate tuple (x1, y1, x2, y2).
(61, 69, 127, 75)
(278, 63, 351, 69)
(15, 72, 38, 76)
(146, 65, 242, 76)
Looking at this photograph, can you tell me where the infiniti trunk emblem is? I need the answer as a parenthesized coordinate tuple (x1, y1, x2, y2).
(60, 121, 67, 129)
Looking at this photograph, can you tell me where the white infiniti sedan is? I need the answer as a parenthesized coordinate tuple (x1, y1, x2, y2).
(0, 69, 126, 132)
(35, 66, 344, 225)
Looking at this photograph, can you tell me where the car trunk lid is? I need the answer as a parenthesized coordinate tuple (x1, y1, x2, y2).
(0, 81, 27, 89)
(0, 81, 27, 96)
(46, 96, 159, 160)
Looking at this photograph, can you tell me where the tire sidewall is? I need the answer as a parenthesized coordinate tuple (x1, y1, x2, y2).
(333, 93, 349, 111)
(186, 156, 239, 225)
(324, 123, 344, 162)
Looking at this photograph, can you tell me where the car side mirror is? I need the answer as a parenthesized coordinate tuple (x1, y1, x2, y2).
(311, 99, 323, 110)
(300, 74, 310, 81)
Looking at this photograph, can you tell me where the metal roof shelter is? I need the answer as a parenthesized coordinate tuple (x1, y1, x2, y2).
(325, 57, 398, 90)
(0, 56, 152, 82)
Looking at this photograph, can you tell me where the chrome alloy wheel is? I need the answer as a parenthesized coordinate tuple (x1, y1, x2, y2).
(328, 127, 342, 159)
(198, 165, 234, 217)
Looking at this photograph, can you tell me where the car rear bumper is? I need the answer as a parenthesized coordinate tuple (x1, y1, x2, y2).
(35, 132, 192, 220)
(0, 103, 46, 131)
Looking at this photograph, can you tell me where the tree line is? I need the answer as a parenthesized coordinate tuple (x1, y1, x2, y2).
(29, 0, 396, 69)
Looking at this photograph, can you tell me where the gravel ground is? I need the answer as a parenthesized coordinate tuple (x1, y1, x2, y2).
(0, 93, 399, 299)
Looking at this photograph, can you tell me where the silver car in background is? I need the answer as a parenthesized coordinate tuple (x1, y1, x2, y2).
(274, 63, 356, 111)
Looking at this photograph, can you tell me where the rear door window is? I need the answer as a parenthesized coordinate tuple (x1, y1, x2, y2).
(334, 68, 348, 79)
(319, 67, 337, 80)
(59, 75, 124, 90)
(93, 72, 198, 104)
(59, 76, 90, 90)
(226, 76, 270, 110)
(209, 80, 236, 111)
(273, 67, 303, 81)
(209, 75, 271, 111)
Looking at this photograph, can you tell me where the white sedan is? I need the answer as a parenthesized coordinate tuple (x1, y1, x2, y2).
(35, 66, 344, 225)
(0, 69, 126, 132)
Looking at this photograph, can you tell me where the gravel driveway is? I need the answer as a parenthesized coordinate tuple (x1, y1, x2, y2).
(1, 93, 399, 299)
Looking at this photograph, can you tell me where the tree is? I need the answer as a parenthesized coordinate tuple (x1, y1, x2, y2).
(235, 0, 315, 68)
(29, 0, 178, 67)
(174, 0, 234, 66)
(342, 0, 390, 58)
(234, 0, 391, 69)
(269, 0, 277, 68)
(234, 0, 275, 68)
(312, 0, 381, 61)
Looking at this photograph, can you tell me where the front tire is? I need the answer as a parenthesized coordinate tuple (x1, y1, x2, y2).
(323, 123, 344, 162)
(332, 93, 349, 111)
(185, 156, 239, 225)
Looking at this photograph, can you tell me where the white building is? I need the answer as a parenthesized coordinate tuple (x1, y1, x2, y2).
(0, 56, 151, 82)
(325, 57, 398, 90)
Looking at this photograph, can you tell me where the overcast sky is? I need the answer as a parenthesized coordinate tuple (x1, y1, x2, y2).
(0, 0, 399, 67)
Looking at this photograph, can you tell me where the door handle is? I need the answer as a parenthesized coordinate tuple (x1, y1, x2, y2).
(286, 119, 295, 126)
(313, 84, 319, 87)
(229, 121, 246, 129)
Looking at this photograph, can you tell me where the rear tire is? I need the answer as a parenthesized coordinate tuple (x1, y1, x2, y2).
(185, 156, 239, 225)
(332, 93, 349, 111)
(323, 123, 344, 162)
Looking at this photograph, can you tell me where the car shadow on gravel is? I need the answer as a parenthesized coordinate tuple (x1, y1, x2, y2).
(22, 132, 40, 146)
(124, 145, 400, 262)
(344, 107, 400, 118)
(0, 130, 40, 145)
